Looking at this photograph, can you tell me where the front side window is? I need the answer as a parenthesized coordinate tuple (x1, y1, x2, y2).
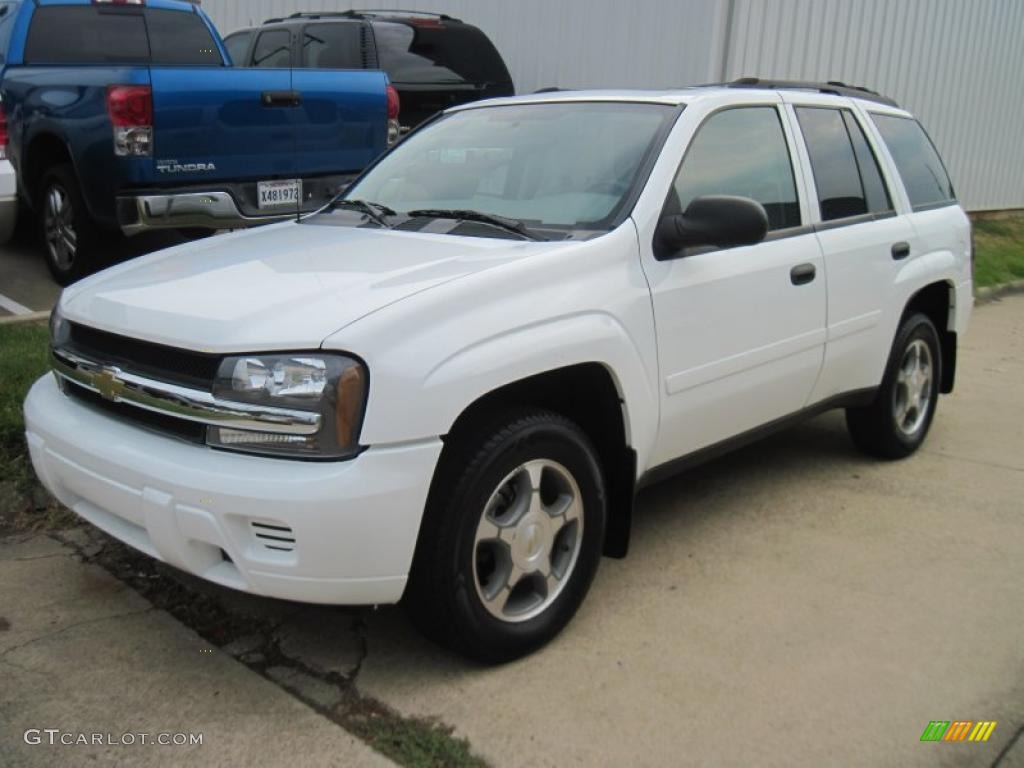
(796, 106, 891, 221)
(252, 30, 291, 68)
(341, 102, 676, 237)
(302, 23, 365, 69)
(224, 30, 254, 66)
(871, 113, 955, 209)
(671, 107, 801, 231)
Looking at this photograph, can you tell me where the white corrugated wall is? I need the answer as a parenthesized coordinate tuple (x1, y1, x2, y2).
(200, 0, 1024, 211)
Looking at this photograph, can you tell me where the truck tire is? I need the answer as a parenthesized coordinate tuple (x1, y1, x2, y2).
(405, 408, 606, 663)
(37, 164, 102, 285)
(846, 313, 942, 459)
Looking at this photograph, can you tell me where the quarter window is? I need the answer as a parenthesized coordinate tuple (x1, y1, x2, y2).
(670, 107, 801, 231)
(252, 30, 291, 68)
(302, 23, 365, 69)
(796, 107, 892, 221)
(871, 113, 955, 209)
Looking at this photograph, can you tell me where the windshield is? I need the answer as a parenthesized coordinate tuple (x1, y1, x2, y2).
(341, 102, 677, 236)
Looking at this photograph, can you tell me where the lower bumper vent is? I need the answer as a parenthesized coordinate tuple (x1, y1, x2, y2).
(251, 521, 296, 553)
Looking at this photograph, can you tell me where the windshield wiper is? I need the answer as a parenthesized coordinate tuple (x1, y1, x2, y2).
(329, 199, 396, 228)
(405, 209, 543, 241)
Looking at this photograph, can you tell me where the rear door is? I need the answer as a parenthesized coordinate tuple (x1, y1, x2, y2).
(149, 20, 295, 187)
(783, 95, 915, 403)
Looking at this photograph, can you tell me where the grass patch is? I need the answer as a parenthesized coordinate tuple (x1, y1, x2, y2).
(0, 321, 76, 531)
(972, 212, 1024, 288)
(0, 322, 50, 491)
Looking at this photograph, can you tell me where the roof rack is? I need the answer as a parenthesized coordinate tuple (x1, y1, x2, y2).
(724, 77, 899, 107)
(265, 9, 460, 23)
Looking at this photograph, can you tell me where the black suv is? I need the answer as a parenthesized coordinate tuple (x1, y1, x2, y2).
(225, 10, 514, 132)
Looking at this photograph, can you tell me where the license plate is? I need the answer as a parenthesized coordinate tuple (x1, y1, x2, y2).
(258, 180, 301, 209)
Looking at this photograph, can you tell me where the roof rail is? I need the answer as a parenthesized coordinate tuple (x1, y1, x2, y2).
(266, 10, 461, 23)
(725, 77, 899, 107)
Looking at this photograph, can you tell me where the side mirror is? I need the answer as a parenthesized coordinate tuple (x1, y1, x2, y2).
(655, 195, 769, 257)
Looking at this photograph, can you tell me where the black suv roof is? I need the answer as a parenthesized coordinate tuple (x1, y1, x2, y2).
(263, 10, 464, 24)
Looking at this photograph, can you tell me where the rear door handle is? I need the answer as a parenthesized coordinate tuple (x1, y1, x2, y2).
(790, 263, 817, 286)
(891, 242, 911, 260)
(261, 90, 302, 108)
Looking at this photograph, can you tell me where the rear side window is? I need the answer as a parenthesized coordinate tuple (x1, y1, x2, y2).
(871, 113, 955, 209)
(371, 20, 511, 85)
(145, 9, 221, 66)
(671, 107, 801, 232)
(302, 23, 366, 69)
(796, 107, 892, 221)
(252, 29, 291, 68)
(24, 6, 221, 65)
(25, 7, 148, 63)
(224, 30, 254, 66)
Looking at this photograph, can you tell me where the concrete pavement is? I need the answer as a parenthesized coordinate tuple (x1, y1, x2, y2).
(0, 534, 393, 768)
(2, 295, 1022, 767)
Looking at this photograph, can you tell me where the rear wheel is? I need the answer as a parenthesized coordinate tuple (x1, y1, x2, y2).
(846, 313, 941, 459)
(37, 164, 102, 285)
(405, 409, 606, 662)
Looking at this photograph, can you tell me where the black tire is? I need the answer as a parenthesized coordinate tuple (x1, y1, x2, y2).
(404, 408, 607, 663)
(36, 164, 103, 285)
(846, 313, 942, 459)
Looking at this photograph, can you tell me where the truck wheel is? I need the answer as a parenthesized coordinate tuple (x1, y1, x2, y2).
(846, 313, 941, 459)
(405, 409, 606, 662)
(37, 164, 101, 285)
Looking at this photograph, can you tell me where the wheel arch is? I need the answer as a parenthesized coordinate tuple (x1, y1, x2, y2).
(22, 131, 75, 207)
(434, 363, 637, 559)
(902, 279, 957, 393)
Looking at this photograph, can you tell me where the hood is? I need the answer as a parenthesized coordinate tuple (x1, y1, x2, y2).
(61, 221, 557, 352)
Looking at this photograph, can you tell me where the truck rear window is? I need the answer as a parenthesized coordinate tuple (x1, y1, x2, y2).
(24, 6, 221, 66)
(371, 21, 511, 85)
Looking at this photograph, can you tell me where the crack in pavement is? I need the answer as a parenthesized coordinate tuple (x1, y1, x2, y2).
(48, 526, 487, 768)
(0, 606, 155, 662)
(992, 723, 1024, 767)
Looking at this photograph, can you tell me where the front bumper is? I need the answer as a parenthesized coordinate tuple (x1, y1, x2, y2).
(24, 374, 442, 605)
(115, 174, 357, 235)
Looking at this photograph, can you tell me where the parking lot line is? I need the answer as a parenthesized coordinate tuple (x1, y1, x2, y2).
(0, 291, 33, 315)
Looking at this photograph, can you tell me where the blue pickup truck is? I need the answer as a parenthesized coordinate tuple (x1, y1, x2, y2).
(0, 0, 396, 284)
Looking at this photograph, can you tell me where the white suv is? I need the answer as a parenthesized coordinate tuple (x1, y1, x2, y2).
(25, 81, 973, 661)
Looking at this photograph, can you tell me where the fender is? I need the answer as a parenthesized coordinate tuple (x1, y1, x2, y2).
(327, 223, 662, 472)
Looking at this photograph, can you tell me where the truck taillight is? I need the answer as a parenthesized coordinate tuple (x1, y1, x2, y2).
(106, 85, 153, 157)
(0, 103, 8, 161)
(386, 85, 401, 146)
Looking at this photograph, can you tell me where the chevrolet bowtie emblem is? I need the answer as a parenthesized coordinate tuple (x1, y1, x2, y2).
(94, 368, 126, 402)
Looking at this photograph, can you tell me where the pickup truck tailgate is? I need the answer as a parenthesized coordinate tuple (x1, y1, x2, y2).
(149, 67, 294, 185)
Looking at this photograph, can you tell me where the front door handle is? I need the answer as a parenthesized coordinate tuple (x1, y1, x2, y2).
(261, 90, 302, 108)
(891, 242, 911, 260)
(790, 263, 817, 286)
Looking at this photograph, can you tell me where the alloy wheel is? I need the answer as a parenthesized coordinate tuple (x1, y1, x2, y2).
(892, 338, 933, 435)
(472, 459, 584, 623)
(43, 184, 77, 271)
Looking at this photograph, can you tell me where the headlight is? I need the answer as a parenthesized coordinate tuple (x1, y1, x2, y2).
(49, 299, 69, 346)
(209, 353, 367, 459)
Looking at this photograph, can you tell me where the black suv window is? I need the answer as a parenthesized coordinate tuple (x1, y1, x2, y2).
(252, 29, 291, 68)
(371, 20, 511, 85)
(145, 9, 221, 66)
(872, 113, 955, 209)
(25, 6, 148, 63)
(671, 107, 801, 231)
(796, 107, 892, 221)
(224, 30, 254, 66)
(302, 22, 366, 69)
(25, 6, 221, 65)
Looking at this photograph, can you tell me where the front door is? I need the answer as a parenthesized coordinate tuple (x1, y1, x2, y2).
(644, 104, 827, 466)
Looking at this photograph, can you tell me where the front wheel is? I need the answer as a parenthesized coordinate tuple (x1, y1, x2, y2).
(405, 409, 606, 662)
(846, 313, 942, 459)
